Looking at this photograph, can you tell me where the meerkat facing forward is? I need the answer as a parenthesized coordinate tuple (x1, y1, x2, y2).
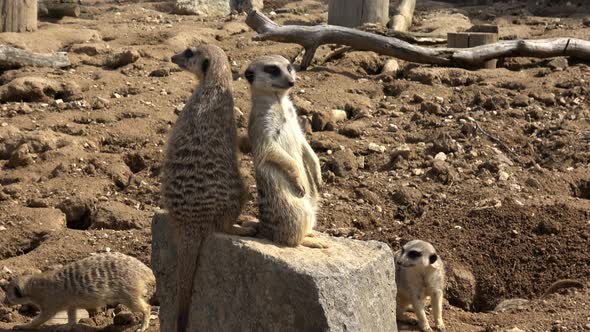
(245, 55, 325, 248)
(1, 253, 154, 331)
(395, 240, 446, 332)
(160, 44, 256, 332)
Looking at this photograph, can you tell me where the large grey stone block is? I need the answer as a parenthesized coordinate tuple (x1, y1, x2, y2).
(151, 211, 397, 332)
(173, 0, 230, 16)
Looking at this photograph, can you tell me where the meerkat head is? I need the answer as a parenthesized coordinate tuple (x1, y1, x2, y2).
(171, 44, 231, 83)
(397, 240, 440, 270)
(3, 275, 32, 306)
(244, 55, 296, 96)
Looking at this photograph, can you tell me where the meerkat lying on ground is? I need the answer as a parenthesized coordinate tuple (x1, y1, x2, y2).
(395, 240, 446, 332)
(245, 55, 326, 249)
(1, 252, 155, 331)
(160, 44, 256, 332)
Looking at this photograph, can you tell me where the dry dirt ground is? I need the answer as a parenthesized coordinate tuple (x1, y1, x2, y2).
(0, 0, 589, 331)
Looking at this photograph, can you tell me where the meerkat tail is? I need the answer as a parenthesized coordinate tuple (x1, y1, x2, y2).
(541, 279, 585, 298)
(175, 222, 214, 332)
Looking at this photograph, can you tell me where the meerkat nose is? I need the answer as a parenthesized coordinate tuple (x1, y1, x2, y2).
(287, 80, 295, 87)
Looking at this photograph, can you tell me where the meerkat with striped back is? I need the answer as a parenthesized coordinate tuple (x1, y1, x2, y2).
(160, 44, 256, 332)
(1, 253, 155, 331)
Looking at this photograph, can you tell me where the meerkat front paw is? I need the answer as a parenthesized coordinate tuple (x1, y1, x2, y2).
(291, 178, 306, 198)
(300, 237, 329, 249)
(228, 224, 258, 237)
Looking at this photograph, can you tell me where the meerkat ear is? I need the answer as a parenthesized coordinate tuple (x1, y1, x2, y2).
(244, 68, 255, 84)
(201, 59, 210, 75)
(429, 254, 438, 265)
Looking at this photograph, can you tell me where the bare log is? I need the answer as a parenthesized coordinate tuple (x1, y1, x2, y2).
(389, 0, 416, 32)
(328, 0, 389, 28)
(0, 0, 37, 32)
(245, 10, 590, 70)
(39, 0, 81, 18)
(0, 45, 70, 69)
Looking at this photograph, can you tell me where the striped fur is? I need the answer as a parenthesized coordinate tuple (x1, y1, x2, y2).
(3, 253, 155, 331)
(159, 44, 250, 332)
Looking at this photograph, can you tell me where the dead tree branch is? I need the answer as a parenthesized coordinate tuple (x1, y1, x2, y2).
(245, 10, 590, 70)
(0, 45, 70, 69)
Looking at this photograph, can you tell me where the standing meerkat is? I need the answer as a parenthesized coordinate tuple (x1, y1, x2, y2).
(1, 253, 155, 331)
(160, 44, 256, 332)
(244, 55, 325, 248)
(395, 240, 446, 332)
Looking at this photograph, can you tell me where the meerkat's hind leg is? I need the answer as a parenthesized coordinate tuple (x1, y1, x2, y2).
(432, 290, 446, 332)
(126, 298, 151, 332)
(412, 299, 433, 332)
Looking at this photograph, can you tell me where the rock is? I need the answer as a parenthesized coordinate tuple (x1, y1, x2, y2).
(535, 220, 562, 235)
(532, 92, 556, 106)
(7, 143, 34, 168)
(311, 109, 347, 132)
(230, 0, 263, 12)
(584, 17, 590, 27)
(391, 187, 422, 206)
(434, 152, 447, 161)
(512, 94, 529, 107)
(390, 144, 413, 161)
(69, 43, 110, 56)
(173, 0, 230, 16)
(0, 77, 81, 103)
(503, 328, 526, 332)
(446, 262, 476, 311)
(498, 171, 510, 181)
(90, 201, 151, 230)
(339, 121, 365, 138)
(46, 309, 89, 325)
(330, 109, 348, 122)
(149, 68, 171, 77)
(432, 133, 459, 154)
(525, 177, 541, 189)
(381, 59, 399, 74)
(547, 57, 568, 70)
(328, 149, 359, 177)
(420, 101, 443, 115)
(105, 50, 141, 69)
(368, 143, 386, 153)
(113, 311, 137, 325)
(92, 96, 110, 109)
(494, 299, 530, 313)
(427, 160, 457, 184)
(151, 211, 398, 332)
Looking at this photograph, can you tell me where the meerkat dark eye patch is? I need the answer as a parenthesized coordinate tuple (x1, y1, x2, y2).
(429, 254, 438, 264)
(201, 59, 210, 75)
(287, 64, 294, 72)
(13, 286, 23, 298)
(407, 250, 422, 259)
(244, 68, 255, 84)
(263, 65, 281, 77)
(183, 48, 194, 58)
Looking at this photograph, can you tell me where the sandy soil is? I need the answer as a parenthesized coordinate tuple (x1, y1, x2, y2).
(0, 0, 589, 331)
